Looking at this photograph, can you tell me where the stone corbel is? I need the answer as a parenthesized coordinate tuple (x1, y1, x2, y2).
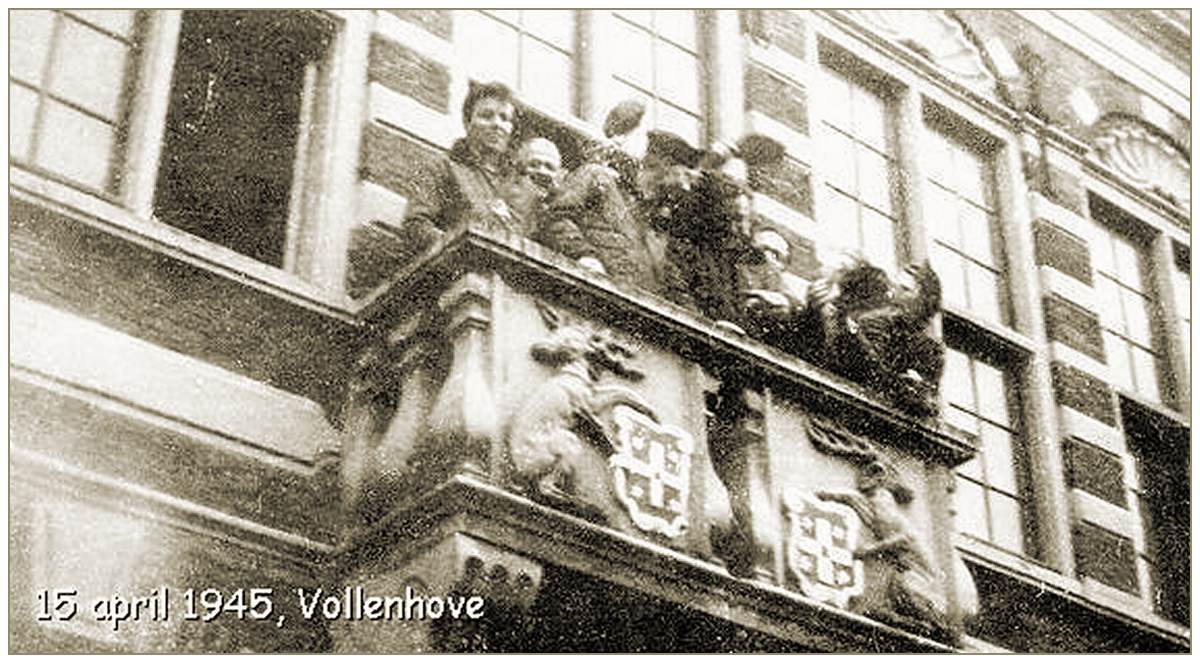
(339, 341, 393, 522)
(704, 374, 772, 579)
(332, 533, 544, 653)
(341, 311, 442, 525)
(420, 273, 499, 480)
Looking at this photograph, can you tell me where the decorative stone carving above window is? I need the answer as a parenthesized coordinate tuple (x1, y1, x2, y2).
(1093, 117, 1191, 212)
(843, 10, 995, 92)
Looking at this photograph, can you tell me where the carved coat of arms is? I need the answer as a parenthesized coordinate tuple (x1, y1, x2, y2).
(610, 405, 694, 538)
(782, 488, 865, 609)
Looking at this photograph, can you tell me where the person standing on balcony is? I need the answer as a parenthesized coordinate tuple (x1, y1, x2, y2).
(542, 100, 662, 289)
(504, 136, 566, 240)
(398, 81, 522, 253)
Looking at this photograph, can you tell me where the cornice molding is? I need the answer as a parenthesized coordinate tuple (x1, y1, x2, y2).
(843, 9, 995, 93)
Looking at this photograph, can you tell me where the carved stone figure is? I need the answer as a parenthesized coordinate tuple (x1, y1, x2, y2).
(816, 460, 952, 642)
(505, 323, 657, 523)
(805, 416, 975, 644)
(804, 257, 945, 417)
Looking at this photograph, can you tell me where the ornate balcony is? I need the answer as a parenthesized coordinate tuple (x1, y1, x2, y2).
(333, 216, 978, 652)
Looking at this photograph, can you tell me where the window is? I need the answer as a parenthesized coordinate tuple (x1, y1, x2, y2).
(458, 10, 576, 117)
(814, 57, 899, 273)
(1122, 398, 1189, 624)
(153, 10, 332, 269)
(923, 122, 1007, 326)
(943, 347, 1029, 554)
(1171, 243, 1190, 373)
(1089, 199, 1161, 403)
(10, 10, 141, 193)
(608, 10, 703, 143)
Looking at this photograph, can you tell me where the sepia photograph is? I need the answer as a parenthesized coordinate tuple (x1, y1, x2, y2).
(7, 7, 1191, 653)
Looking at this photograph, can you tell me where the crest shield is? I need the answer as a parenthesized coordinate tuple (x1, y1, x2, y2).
(610, 405, 693, 538)
(782, 489, 865, 609)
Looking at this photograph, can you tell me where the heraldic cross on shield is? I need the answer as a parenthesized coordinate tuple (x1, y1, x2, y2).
(782, 489, 865, 609)
(610, 405, 694, 538)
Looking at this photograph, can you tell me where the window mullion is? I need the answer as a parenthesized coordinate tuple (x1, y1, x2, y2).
(121, 10, 182, 218)
(892, 87, 925, 264)
(27, 12, 66, 168)
(1148, 234, 1191, 413)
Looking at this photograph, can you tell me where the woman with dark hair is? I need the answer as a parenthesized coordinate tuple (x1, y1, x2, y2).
(399, 81, 523, 251)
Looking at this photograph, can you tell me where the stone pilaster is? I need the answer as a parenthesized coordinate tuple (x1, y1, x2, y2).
(422, 273, 499, 478)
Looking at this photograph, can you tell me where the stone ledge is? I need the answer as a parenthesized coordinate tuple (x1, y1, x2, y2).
(339, 474, 955, 653)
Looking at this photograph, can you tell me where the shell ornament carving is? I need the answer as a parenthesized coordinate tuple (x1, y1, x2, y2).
(845, 10, 994, 92)
(1093, 120, 1191, 213)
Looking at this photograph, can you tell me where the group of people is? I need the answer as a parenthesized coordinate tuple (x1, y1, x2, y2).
(389, 81, 944, 416)
(393, 81, 806, 335)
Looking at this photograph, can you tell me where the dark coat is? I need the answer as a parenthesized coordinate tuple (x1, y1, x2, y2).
(541, 145, 663, 293)
(402, 138, 524, 248)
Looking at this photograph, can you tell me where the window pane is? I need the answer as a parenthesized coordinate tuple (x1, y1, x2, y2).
(852, 85, 888, 153)
(1091, 233, 1116, 277)
(614, 10, 652, 27)
(955, 147, 988, 204)
(820, 71, 853, 132)
(654, 102, 701, 145)
(1105, 332, 1135, 392)
(1131, 347, 1161, 402)
(655, 41, 699, 110)
(931, 244, 967, 311)
(924, 183, 959, 245)
(819, 129, 855, 192)
(611, 20, 653, 89)
(942, 349, 975, 412)
(861, 207, 896, 274)
(966, 262, 1003, 324)
(1121, 288, 1153, 345)
(10, 83, 39, 161)
(954, 478, 989, 540)
(960, 203, 995, 265)
(49, 19, 130, 120)
(973, 361, 1009, 425)
(654, 10, 696, 50)
(820, 189, 859, 257)
(946, 405, 980, 436)
(923, 131, 955, 186)
(988, 493, 1025, 552)
(484, 9, 520, 25)
(1095, 276, 1124, 332)
(36, 100, 114, 190)
(460, 12, 518, 85)
(66, 9, 136, 37)
(958, 451, 983, 482)
(521, 10, 573, 49)
(1172, 268, 1190, 323)
(980, 423, 1016, 493)
(1112, 236, 1144, 290)
(521, 39, 571, 114)
(10, 10, 56, 83)
(857, 147, 892, 215)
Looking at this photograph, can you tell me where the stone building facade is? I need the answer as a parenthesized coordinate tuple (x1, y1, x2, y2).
(9, 9, 1190, 652)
